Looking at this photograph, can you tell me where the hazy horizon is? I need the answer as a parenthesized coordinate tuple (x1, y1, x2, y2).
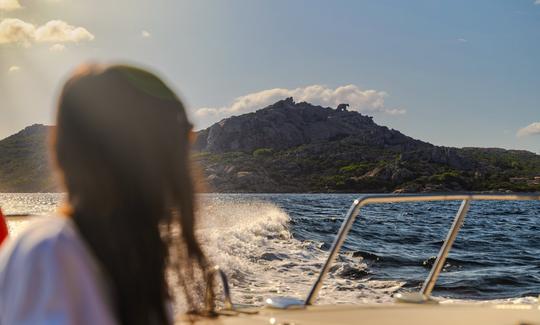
(1, 0, 539, 153)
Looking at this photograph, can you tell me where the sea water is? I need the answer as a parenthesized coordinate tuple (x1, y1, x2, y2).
(1, 193, 539, 306)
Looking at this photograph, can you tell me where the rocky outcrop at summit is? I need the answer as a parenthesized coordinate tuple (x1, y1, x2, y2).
(194, 97, 430, 154)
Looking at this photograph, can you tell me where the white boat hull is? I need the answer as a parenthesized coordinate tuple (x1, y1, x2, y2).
(180, 303, 540, 325)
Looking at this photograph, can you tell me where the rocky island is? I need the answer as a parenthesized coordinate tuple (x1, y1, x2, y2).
(1, 98, 540, 193)
(193, 98, 540, 193)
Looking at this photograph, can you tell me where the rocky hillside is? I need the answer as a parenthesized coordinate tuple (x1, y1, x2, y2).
(193, 98, 540, 193)
(1, 99, 540, 193)
(0, 124, 58, 192)
(195, 98, 431, 154)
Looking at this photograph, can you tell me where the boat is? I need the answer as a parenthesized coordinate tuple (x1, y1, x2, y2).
(186, 193, 540, 325)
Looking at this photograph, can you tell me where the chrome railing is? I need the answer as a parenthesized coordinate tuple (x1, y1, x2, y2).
(4, 214, 31, 218)
(211, 266, 234, 310)
(304, 193, 540, 305)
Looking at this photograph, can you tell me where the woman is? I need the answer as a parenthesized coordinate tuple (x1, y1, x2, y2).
(0, 64, 215, 324)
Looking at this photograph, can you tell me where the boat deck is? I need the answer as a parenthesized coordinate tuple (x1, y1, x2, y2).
(180, 303, 540, 325)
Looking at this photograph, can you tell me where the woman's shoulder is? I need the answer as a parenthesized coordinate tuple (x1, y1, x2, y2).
(0, 215, 82, 272)
(0, 217, 118, 324)
(5, 215, 75, 246)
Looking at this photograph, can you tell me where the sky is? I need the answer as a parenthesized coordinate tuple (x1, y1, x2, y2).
(1, 0, 539, 153)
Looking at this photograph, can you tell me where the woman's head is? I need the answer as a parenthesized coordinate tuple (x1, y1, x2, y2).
(53, 64, 213, 324)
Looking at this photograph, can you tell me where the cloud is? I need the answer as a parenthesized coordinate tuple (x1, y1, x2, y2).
(535, 0, 540, 5)
(517, 122, 540, 137)
(49, 43, 65, 52)
(457, 38, 467, 42)
(35, 20, 94, 42)
(141, 30, 151, 38)
(0, 18, 94, 46)
(195, 84, 405, 124)
(0, 0, 21, 11)
(0, 19, 36, 46)
(7, 65, 20, 73)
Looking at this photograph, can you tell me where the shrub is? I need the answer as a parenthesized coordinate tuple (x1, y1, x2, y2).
(253, 148, 274, 158)
(339, 162, 371, 174)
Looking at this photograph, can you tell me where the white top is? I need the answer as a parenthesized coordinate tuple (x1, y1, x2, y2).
(0, 216, 118, 325)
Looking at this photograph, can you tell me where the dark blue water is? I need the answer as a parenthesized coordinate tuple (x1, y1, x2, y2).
(3, 193, 539, 303)
(214, 194, 540, 301)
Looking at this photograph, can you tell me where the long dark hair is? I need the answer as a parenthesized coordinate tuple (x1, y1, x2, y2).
(52, 64, 214, 324)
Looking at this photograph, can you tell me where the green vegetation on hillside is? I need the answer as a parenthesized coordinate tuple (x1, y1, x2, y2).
(1, 120, 540, 193)
(194, 140, 540, 193)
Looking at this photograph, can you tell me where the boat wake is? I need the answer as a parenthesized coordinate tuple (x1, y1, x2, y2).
(198, 199, 404, 306)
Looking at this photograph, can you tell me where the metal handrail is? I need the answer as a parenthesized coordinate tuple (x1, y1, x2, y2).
(211, 266, 233, 310)
(304, 193, 540, 305)
(4, 214, 32, 218)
